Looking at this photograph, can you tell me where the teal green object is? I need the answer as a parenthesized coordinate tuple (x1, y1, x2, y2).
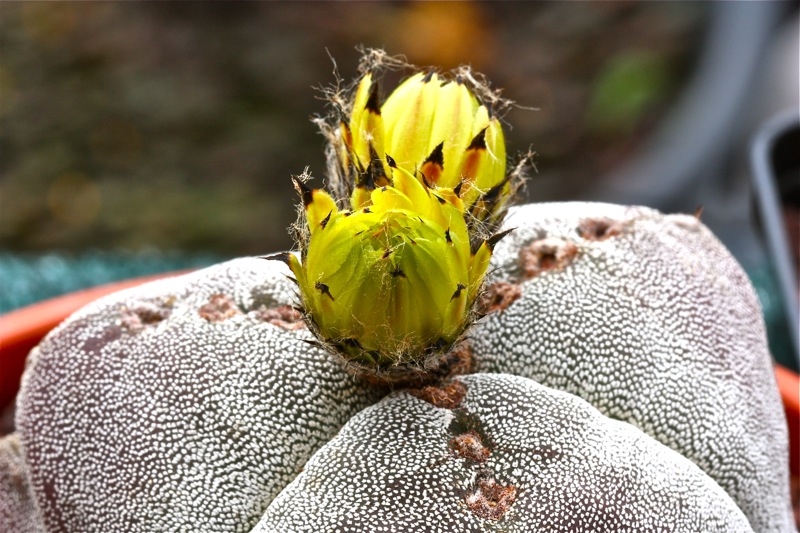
(747, 262, 796, 371)
(0, 251, 220, 314)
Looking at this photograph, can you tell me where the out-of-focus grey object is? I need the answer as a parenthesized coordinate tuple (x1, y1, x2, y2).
(589, 1, 785, 211)
(751, 108, 800, 371)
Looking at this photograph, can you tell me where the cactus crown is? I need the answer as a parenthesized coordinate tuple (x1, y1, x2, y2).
(282, 50, 527, 382)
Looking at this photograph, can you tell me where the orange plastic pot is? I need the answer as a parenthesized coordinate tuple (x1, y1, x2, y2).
(1, 273, 798, 478)
(0, 272, 185, 413)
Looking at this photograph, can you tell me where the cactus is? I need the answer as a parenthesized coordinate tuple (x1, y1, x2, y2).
(255, 374, 752, 532)
(2, 52, 794, 532)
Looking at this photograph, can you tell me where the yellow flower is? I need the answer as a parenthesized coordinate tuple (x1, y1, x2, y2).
(274, 56, 523, 378)
(284, 163, 498, 368)
(340, 71, 510, 223)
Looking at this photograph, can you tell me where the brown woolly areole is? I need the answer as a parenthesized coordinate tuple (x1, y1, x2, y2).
(308, 324, 477, 387)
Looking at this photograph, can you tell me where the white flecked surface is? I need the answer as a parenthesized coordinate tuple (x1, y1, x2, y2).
(255, 373, 753, 532)
(0, 434, 44, 533)
(15, 258, 384, 532)
(6, 202, 794, 532)
(471, 203, 793, 531)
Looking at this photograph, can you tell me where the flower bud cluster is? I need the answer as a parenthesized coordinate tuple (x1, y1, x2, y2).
(280, 56, 522, 377)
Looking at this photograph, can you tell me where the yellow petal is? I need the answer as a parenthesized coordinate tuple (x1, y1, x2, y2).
(428, 81, 479, 187)
(382, 72, 440, 172)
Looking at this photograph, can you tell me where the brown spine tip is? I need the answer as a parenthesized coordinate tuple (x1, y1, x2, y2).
(422, 70, 435, 83)
(386, 153, 397, 168)
(260, 252, 291, 265)
(320, 210, 332, 229)
(315, 281, 335, 301)
(486, 228, 514, 251)
(694, 205, 704, 220)
(365, 82, 382, 114)
(356, 169, 376, 190)
(424, 142, 445, 168)
(292, 176, 314, 207)
(467, 127, 487, 151)
(367, 144, 390, 188)
(445, 228, 452, 243)
(450, 283, 467, 301)
(453, 180, 464, 198)
(419, 171, 434, 190)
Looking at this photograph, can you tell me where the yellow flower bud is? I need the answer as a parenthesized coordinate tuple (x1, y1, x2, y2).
(341, 69, 510, 222)
(276, 53, 525, 380)
(285, 164, 499, 369)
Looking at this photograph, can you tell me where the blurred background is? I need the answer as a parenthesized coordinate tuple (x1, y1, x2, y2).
(0, 2, 797, 367)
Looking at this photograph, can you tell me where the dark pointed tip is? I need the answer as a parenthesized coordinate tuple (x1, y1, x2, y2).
(450, 282, 467, 301)
(445, 228, 452, 243)
(453, 180, 464, 198)
(391, 266, 406, 278)
(292, 176, 314, 207)
(320, 210, 332, 229)
(286, 275, 299, 286)
(433, 194, 446, 205)
(419, 171, 434, 190)
(423, 70, 435, 83)
(486, 228, 515, 251)
(455, 74, 464, 85)
(423, 142, 445, 167)
(482, 180, 505, 204)
(301, 339, 323, 348)
(261, 252, 291, 265)
(365, 81, 381, 114)
(381, 248, 393, 259)
(694, 205, 704, 220)
(467, 127, 488, 151)
(385, 153, 397, 168)
(315, 281, 335, 301)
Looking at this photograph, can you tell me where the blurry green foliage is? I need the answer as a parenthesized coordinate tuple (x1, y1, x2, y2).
(587, 51, 674, 135)
(0, 2, 704, 256)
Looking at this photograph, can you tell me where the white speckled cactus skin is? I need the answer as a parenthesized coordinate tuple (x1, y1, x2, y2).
(255, 374, 753, 532)
(5, 202, 793, 532)
(14, 259, 384, 532)
(471, 203, 793, 531)
(0, 434, 43, 533)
